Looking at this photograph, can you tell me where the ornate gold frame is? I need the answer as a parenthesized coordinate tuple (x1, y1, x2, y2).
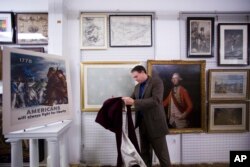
(80, 61, 140, 111)
(147, 60, 206, 133)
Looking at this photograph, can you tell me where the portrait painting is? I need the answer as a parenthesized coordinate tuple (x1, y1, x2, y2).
(209, 69, 249, 100)
(80, 13, 107, 49)
(187, 17, 214, 57)
(0, 12, 15, 44)
(81, 62, 139, 111)
(147, 60, 206, 133)
(2, 47, 72, 134)
(109, 15, 152, 47)
(16, 13, 48, 45)
(218, 24, 249, 66)
(208, 102, 248, 132)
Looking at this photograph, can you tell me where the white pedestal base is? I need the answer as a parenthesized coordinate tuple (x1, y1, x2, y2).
(5, 120, 72, 167)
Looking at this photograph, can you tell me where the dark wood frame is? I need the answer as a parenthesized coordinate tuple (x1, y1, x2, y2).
(0, 12, 15, 44)
(187, 17, 214, 58)
(16, 12, 48, 45)
(109, 15, 152, 47)
(217, 23, 249, 66)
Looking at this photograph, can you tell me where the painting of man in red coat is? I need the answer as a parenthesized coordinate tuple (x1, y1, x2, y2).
(148, 60, 206, 133)
(163, 73, 193, 128)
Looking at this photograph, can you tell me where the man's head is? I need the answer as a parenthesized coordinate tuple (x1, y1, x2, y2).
(171, 73, 182, 86)
(131, 65, 148, 83)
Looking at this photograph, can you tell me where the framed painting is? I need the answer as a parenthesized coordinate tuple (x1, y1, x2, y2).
(0, 12, 15, 44)
(218, 23, 249, 66)
(187, 17, 214, 58)
(208, 102, 248, 133)
(16, 13, 48, 45)
(17, 47, 45, 53)
(80, 62, 140, 111)
(147, 60, 206, 133)
(80, 13, 107, 49)
(2, 47, 72, 134)
(0, 48, 2, 80)
(109, 15, 152, 47)
(209, 69, 249, 100)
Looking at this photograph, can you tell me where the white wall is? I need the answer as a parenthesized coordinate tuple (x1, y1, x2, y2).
(65, 0, 250, 165)
(1, 0, 250, 166)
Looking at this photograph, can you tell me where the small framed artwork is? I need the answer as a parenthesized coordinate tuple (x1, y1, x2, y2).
(18, 47, 45, 53)
(218, 23, 249, 66)
(109, 15, 152, 47)
(208, 102, 248, 133)
(147, 60, 206, 133)
(209, 69, 249, 100)
(80, 13, 107, 49)
(0, 12, 15, 44)
(16, 13, 48, 45)
(187, 17, 214, 58)
(80, 62, 139, 111)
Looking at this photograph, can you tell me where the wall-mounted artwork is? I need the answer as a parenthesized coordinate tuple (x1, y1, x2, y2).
(17, 47, 45, 53)
(208, 102, 248, 132)
(16, 13, 48, 45)
(218, 23, 249, 66)
(80, 13, 107, 49)
(2, 47, 72, 134)
(147, 60, 206, 133)
(187, 17, 214, 58)
(109, 15, 152, 47)
(80, 62, 139, 111)
(209, 69, 249, 100)
(0, 12, 15, 44)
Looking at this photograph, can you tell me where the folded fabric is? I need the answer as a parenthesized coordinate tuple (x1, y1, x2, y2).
(95, 97, 143, 167)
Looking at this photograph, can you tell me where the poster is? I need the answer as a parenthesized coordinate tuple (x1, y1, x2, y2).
(2, 47, 72, 134)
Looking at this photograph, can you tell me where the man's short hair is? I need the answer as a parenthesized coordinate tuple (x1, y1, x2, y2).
(131, 65, 147, 73)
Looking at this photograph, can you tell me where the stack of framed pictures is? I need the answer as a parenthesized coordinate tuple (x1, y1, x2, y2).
(208, 69, 249, 132)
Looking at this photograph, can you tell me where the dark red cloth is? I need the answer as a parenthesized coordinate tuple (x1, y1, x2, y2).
(95, 97, 140, 167)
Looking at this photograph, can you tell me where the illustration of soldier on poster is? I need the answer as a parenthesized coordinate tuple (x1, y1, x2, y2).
(11, 53, 68, 108)
(2, 48, 72, 134)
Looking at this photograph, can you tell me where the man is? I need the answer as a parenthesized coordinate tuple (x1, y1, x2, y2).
(122, 65, 171, 167)
(163, 73, 193, 129)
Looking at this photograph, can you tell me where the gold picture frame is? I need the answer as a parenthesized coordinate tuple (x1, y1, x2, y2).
(80, 61, 140, 111)
(147, 60, 206, 133)
(208, 69, 249, 101)
(208, 102, 249, 133)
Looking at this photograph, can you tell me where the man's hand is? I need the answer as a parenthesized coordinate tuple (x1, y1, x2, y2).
(122, 97, 135, 105)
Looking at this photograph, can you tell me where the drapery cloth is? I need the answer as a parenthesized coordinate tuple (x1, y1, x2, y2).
(95, 97, 143, 167)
